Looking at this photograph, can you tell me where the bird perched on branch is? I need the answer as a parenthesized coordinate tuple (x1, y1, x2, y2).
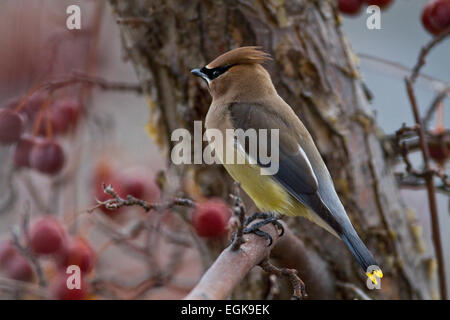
(191, 46, 382, 284)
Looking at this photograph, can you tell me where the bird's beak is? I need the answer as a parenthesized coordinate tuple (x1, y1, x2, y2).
(190, 68, 208, 82)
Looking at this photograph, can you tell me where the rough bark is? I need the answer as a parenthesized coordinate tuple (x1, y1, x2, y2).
(108, 0, 436, 299)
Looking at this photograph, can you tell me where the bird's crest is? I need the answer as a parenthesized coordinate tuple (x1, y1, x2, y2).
(206, 46, 272, 69)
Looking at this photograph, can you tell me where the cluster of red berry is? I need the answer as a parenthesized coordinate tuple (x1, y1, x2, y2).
(338, 0, 393, 16)
(0, 92, 82, 175)
(422, 0, 450, 35)
(0, 217, 94, 300)
(92, 160, 231, 238)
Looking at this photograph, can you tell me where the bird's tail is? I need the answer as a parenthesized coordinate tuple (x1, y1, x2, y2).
(341, 229, 383, 284)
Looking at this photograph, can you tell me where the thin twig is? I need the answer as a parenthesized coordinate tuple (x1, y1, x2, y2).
(88, 183, 195, 213)
(410, 28, 450, 84)
(358, 53, 449, 93)
(36, 71, 143, 94)
(259, 258, 306, 299)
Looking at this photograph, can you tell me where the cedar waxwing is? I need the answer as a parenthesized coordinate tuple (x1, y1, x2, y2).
(191, 47, 382, 283)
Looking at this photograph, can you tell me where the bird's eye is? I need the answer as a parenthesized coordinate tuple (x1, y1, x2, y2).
(212, 70, 220, 77)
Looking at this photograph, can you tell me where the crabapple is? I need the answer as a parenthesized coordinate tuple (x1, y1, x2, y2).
(29, 139, 65, 175)
(120, 174, 161, 203)
(0, 240, 17, 268)
(57, 237, 95, 273)
(29, 217, 65, 255)
(365, 0, 393, 9)
(422, 0, 450, 35)
(5, 254, 33, 282)
(50, 272, 88, 300)
(192, 199, 231, 237)
(338, 0, 364, 15)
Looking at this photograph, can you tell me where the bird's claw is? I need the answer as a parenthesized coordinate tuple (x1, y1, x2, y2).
(243, 212, 284, 246)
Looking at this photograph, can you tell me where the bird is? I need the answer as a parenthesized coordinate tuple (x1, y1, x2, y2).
(191, 46, 382, 284)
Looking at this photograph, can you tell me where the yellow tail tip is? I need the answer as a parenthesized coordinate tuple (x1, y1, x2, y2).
(366, 268, 383, 285)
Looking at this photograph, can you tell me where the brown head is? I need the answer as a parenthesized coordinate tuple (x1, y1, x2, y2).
(191, 47, 276, 102)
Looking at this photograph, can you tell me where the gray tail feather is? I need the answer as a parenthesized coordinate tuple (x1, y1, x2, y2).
(341, 230, 378, 272)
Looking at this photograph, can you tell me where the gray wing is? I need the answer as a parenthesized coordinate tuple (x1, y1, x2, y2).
(228, 102, 343, 234)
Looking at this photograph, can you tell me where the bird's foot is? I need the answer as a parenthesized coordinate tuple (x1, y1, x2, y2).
(243, 212, 284, 246)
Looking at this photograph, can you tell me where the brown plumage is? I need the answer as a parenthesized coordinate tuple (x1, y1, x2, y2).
(206, 46, 271, 69)
(191, 46, 382, 282)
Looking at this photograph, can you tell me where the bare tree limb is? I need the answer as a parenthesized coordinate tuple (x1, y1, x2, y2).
(184, 221, 281, 300)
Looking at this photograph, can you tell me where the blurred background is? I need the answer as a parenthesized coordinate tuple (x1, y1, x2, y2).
(0, 0, 448, 299)
(341, 0, 449, 292)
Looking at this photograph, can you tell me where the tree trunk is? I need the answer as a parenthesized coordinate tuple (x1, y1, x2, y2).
(108, 0, 436, 299)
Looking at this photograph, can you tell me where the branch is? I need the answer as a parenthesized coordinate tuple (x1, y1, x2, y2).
(88, 183, 195, 213)
(184, 221, 282, 300)
(403, 29, 450, 300)
(410, 28, 450, 84)
(358, 53, 449, 93)
(41, 71, 144, 94)
(395, 173, 450, 195)
(259, 258, 306, 299)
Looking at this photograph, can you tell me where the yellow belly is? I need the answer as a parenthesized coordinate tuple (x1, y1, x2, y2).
(222, 162, 338, 237)
(223, 162, 307, 217)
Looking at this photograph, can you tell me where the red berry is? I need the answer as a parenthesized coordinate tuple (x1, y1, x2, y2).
(0, 240, 17, 268)
(121, 174, 161, 203)
(192, 199, 231, 237)
(121, 176, 146, 199)
(29, 217, 65, 255)
(29, 139, 65, 175)
(50, 272, 88, 300)
(365, 0, 393, 9)
(13, 135, 38, 168)
(338, 0, 364, 15)
(430, 0, 450, 32)
(57, 237, 95, 273)
(0, 109, 24, 144)
(50, 99, 81, 134)
(422, 0, 450, 35)
(423, 1, 442, 35)
(428, 138, 449, 165)
(5, 254, 33, 282)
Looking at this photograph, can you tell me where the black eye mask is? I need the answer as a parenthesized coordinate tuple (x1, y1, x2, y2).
(201, 65, 233, 81)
